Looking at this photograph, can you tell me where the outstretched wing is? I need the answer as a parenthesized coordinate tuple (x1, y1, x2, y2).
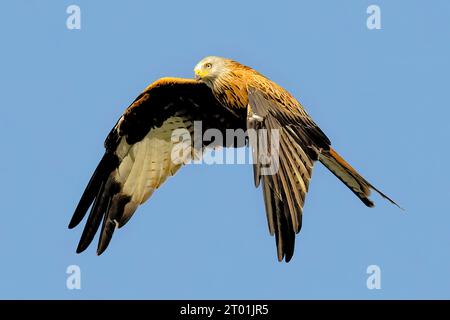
(247, 87, 331, 262)
(69, 77, 245, 255)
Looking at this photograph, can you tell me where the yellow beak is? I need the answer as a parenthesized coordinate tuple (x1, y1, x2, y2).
(194, 68, 208, 80)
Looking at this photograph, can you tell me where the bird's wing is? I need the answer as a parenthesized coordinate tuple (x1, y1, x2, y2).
(69, 77, 244, 255)
(247, 87, 331, 262)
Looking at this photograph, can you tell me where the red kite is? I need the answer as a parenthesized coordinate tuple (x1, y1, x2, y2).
(69, 56, 399, 262)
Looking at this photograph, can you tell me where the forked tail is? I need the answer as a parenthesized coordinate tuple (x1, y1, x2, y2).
(319, 147, 402, 209)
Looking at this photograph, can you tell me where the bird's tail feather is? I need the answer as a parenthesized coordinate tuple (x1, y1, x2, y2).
(319, 147, 401, 209)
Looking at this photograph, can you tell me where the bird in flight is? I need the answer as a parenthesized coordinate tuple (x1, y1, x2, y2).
(69, 56, 399, 262)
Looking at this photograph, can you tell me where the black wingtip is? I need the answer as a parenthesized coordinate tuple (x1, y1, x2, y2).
(69, 152, 119, 231)
(284, 254, 293, 263)
(68, 219, 79, 230)
(96, 215, 119, 256)
(96, 230, 114, 256)
(69, 206, 88, 230)
(276, 246, 294, 263)
(274, 204, 296, 263)
(76, 235, 93, 254)
(283, 240, 295, 263)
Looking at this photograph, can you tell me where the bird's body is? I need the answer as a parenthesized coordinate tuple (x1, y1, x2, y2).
(69, 56, 399, 262)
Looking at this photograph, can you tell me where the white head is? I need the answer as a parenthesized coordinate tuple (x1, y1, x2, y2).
(194, 56, 230, 84)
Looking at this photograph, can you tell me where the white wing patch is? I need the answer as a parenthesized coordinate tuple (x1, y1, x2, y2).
(113, 116, 189, 210)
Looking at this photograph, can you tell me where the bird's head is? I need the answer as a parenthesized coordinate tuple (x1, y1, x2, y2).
(194, 56, 230, 84)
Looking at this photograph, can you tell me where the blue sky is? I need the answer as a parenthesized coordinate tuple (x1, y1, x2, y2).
(0, 0, 449, 299)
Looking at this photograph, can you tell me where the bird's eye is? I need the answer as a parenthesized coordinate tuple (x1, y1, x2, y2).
(205, 63, 212, 69)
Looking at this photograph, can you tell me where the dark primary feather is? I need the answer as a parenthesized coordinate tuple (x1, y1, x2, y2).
(68, 152, 119, 229)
